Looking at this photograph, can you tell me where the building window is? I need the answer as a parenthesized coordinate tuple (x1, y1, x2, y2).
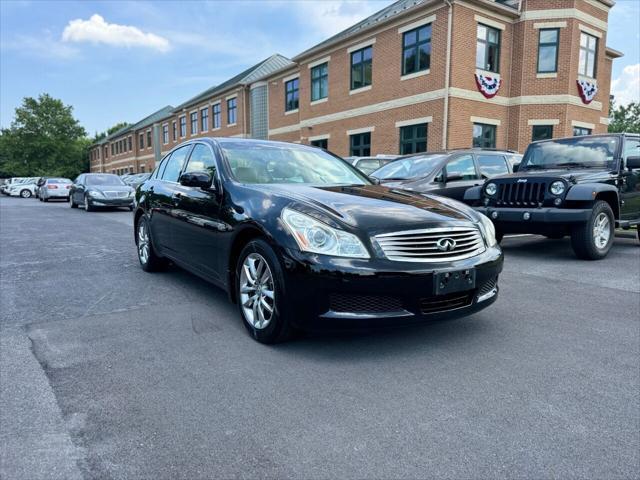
(213, 104, 221, 128)
(399, 124, 428, 154)
(476, 24, 500, 73)
(285, 78, 299, 111)
(473, 123, 496, 148)
(116, 141, 120, 154)
(179, 116, 186, 137)
(402, 25, 431, 76)
(139, 133, 144, 149)
(128, 137, 132, 151)
(537, 28, 559, 73)
(146, 131, 152, 149)
(104, 146, 108, 158)
(227, 98, 237, 125)
(111, 144, 114, 155)
(311, 138, 328, 149)
(579, 32, 597, 78)
(351, 46, 373, 89)
(172, 121, 177, 141)
(573, 126, 592, 136)
(190, 112, 198, 135)
(310, 62, 328, 101)
(201, 107, 209, 131)
(162, 124, 169, 144)
(532, 125, 553, 141)
(350, 132, 371, 157)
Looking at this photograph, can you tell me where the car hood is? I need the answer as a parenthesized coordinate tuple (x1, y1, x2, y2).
(493, 168, 611, 183)
(247, 184, 480, 231)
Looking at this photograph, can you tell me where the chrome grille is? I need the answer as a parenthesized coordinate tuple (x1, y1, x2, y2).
(375, 226, 485, 262)
(104, 191, 127, 198)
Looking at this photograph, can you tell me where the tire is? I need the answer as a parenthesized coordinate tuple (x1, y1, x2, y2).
(136, 215, 167, 272)
(236, 239, 293, 344)
(43, 198, 49, 203)
(84, 195, 94, 212)
(570, 201, 614, 260)
(70, 195, 78, 208)
(495, 230, 504, 244)
(20, 189, 32, 198)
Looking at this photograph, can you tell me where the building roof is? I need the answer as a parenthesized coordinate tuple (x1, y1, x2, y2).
(172, 54, 293, 112)
(293, 0, 519, 61)
(131, 105, 174, 131)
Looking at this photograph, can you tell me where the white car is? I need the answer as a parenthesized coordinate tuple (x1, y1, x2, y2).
(7, 178, 38, 198)
(1, 177, 28, 195)
(39, 178, 72, 201)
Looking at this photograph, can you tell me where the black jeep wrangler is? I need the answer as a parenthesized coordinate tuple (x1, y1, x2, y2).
(466, 133, 640, 260)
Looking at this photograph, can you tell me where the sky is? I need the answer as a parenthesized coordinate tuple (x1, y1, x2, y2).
(1, 0, 639, 135)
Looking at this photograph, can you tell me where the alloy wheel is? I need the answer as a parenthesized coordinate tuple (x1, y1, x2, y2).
(239, 253, 275, 330)
(137, 221, 150, 265)
(84, 196, 89, 210)
(593, 212, 610, 249)
(21, 190, 31, 198)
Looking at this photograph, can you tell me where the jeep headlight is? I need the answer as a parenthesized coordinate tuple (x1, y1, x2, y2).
(477, 214, 497, 247)
(281, 207, 370, 258)
(550, 181, 565, 196)
(485, 182, 497, 196)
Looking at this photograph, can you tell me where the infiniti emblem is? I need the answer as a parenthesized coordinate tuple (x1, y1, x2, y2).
(436, 237, 457, 252)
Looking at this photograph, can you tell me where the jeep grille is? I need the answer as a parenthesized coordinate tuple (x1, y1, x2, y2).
(497, 181, 546, 206)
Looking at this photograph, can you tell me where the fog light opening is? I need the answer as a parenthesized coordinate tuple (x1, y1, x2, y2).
(554, 198, 562, 206)
(491, 211, 498, 220)
(523, 212, 531, 220)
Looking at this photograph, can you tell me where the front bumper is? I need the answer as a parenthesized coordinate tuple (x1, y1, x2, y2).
(87, 196, 134, 207)
(476, 206, 591, 233)
(279, 246, 503, 330)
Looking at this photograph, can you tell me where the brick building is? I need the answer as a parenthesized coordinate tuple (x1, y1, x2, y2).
(90, 0, 621, 173)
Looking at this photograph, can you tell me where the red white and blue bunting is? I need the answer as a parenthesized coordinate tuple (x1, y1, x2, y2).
(475, 73, 501, 99)
(576, 79, 598, 104)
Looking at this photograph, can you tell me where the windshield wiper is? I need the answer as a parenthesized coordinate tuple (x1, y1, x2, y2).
(554, 162, 594, 169)
(380, 176, 409, 181)
(520, 164, 546, 170)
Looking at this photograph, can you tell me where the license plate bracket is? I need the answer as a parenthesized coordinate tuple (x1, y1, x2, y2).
(434, 269, 476, 295)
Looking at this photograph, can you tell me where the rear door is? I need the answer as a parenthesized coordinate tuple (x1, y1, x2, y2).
(172, 143, 225, 281)
(436, 154, 481, 200)
(149, 144, 193, 253)
(621, 137, 640, 220)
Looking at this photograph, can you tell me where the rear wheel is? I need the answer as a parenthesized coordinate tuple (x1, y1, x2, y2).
(43, 198, 49, 202)
(136, 216, 167, 272)
(236, 240, 293, 344)
(20, 189, 32, 198)
(570, 201, 614, 260)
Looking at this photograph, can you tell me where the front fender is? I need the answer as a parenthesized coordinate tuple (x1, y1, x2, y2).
(565, 183, 618, 201)
(464, 185, 483, 202)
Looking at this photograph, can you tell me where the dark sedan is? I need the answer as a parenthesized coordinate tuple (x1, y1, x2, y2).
(69, 173, 135, 211)
(134, 138, 503, 343)
(371, 150, 521, 202)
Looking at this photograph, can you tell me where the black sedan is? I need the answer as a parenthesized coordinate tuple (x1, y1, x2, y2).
(371, 150, 521, 202)
(134, 138, 503, 343)
(69, 173, 135, 211)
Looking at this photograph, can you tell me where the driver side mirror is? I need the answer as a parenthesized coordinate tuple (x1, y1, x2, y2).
(627, 156, 640, 169)
(368, 176, 381, 185)
(179, 171, 214, 190)
(512, 163, 520, 172)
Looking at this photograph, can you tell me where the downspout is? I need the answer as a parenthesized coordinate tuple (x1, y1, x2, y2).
(243, 87, 249, 138)
(442, 0, 453, 150)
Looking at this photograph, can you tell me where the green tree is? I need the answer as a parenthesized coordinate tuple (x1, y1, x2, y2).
(608, 101, 640, 134)
(0, 93, 89, 178)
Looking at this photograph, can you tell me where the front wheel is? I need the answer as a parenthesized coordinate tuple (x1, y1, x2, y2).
(570, 201, 614, 260)
(84, 195, 94, 212)
(236, 240, 293, 344)
(70, 195, 77, 208)
(20, 189, 32, 198)
(136, 216, 167, 272)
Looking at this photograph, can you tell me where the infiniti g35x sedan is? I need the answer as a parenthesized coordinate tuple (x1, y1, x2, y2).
(134, 138, 503, 343)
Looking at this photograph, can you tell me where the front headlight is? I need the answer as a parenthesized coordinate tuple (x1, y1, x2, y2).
(477, 214, 497, 247)
(87, 189, 105, 198)
(550, 181, 565, 196)
(485, 182, 497, 196)
(281, 207, 370, 258)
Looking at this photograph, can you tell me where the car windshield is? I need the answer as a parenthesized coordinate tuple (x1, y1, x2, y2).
(520, 136, 619, 170)
(85, 174, 125, 186)
(221, 142, 370, 185)
(48, 178, 71, 184)
(372, 154, 447, 180)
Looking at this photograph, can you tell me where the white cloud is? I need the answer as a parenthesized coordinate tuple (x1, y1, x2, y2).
(1, 34, 79, 60)
(62, 14, 170, 52)
(295, 0, 381, 38)
(611, 63, 640, 106)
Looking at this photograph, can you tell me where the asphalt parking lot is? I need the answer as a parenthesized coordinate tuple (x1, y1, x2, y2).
(1, 195, 638, 479)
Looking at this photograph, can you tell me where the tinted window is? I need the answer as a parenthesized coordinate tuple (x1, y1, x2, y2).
(47, 178, 71, 184)
(445, 155, 478, 181)
(477, 155, 509, 177)
(221, 142, 368, 185)
(624, 139, 639, 159)
(161, 145, 191, 182)
(372, 154, 446, 180)
(85, 175, 125, 186)
(184, 144, 217, 175)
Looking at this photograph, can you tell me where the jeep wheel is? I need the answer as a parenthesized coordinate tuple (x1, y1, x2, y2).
(570, 201, 614, 260)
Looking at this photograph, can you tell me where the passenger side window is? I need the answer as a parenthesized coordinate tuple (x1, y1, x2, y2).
(623, 139, 639, 160)
(184, 144, 217, 176)
(477, 155, 509, 177)
(445, 155, 478, 181)
(151, 155, 169, 180)
(161, 146, 191, 182)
